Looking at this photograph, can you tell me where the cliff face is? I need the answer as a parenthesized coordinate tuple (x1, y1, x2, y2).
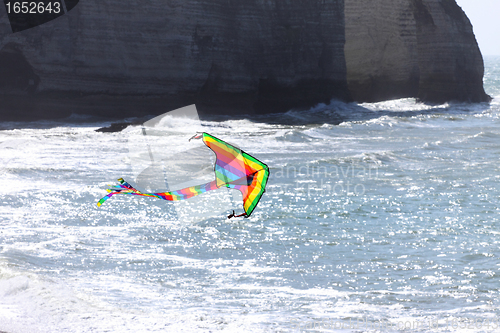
(0, 0, 490, 121)
(414, 0, 489, 103)
(0, 0, 348, 119)
(345, 0, 490, 103)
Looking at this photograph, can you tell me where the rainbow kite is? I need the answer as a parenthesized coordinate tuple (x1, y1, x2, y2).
(97, 133, 269, 218)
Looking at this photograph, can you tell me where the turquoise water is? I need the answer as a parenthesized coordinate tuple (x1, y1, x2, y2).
(1, 56, 500, 332)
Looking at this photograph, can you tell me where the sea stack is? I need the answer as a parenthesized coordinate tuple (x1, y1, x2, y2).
(0, 0, 490, 121)
(345, 0, 490, 103)
(0, 0, 348, 119)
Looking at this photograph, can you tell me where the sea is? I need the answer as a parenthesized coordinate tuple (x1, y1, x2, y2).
(1, 56, 500, 333)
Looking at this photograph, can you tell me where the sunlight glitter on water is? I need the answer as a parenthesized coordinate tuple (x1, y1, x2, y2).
(1, 59, 500, 332)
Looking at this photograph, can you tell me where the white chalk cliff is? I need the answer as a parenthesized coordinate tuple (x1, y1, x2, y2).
(345, 0, 489, 103)
(0, 0, 489, 120)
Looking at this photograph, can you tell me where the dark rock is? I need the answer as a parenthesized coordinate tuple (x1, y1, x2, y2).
(95, 122, 131, 133)
(0, 0, 349, 120)
(345, 0, 490, 103)
(414, 0, 490, 103)
(0, 43, 40, 94)
(0, 0, 490, 122)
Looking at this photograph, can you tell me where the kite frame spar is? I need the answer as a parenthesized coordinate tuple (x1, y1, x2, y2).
(98, 133, 269, 218)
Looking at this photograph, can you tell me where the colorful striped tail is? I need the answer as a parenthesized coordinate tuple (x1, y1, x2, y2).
(97, 178, 221, 207)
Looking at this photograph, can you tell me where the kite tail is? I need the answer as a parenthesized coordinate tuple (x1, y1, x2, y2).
(97, 178, 222, 207)
(96, 192, 115, 207)
(97, 178, 143, 207)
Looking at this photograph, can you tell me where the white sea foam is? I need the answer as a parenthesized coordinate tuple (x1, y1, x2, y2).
(1, 59, 500, 333)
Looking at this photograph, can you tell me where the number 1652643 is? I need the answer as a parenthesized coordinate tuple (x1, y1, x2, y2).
(5, 1, 61, 14)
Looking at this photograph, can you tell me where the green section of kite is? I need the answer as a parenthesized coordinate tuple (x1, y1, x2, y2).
(98, 133, 269, 218)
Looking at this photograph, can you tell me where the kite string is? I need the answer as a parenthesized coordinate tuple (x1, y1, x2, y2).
(279, 230, 309, 288)
(142, 127, 155, 162)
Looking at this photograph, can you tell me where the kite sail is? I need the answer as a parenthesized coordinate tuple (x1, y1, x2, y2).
(98, 133, 269, 218)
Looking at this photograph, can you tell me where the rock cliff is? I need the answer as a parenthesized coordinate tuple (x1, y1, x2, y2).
(0, 0, 490, 121)
(345, 0, 490, 103)
(0, 0, 348, 120)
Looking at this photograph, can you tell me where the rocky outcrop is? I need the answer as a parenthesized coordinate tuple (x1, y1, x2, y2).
(345, 0, 490, 103)
(0, 0, 490, 121)
(0, 0, 349, 120)
(414, 0, 489, 103)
